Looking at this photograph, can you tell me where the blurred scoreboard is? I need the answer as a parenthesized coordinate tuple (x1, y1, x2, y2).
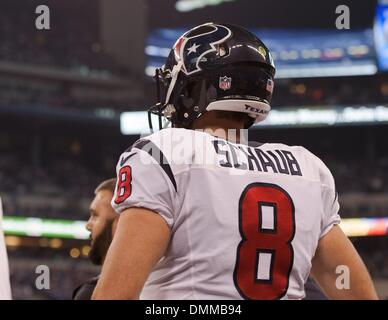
(375, 0, 388, 70)
(146, 28, 377, 78)
(145, 1, 388, 79)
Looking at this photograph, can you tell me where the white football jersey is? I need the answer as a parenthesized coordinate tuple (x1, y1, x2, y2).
(112, 128, 340, 300)
(0, 198, 11, 300)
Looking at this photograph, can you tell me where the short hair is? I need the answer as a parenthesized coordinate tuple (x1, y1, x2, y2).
(94, 178, 117, 194)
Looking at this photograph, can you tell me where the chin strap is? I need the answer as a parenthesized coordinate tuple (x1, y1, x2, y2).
(148, 62, 184, 132)
(165, 61, 183, 105)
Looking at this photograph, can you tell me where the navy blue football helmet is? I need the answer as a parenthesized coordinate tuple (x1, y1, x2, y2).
(148, 22, 276, 130)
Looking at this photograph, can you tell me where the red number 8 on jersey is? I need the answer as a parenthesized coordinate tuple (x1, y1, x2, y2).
(114, 166, 132, 204)
(234, 183, 296, 300)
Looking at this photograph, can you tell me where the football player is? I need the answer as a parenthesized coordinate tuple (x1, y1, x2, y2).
(93, 23, 377, 300)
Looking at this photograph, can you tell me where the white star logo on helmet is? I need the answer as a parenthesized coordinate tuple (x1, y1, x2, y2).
(187, 43, 201, 55)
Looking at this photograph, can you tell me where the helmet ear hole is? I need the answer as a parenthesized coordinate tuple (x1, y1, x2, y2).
(218, 44, 229, 57)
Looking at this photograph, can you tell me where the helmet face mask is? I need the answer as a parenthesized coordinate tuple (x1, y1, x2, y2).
(148, 22, 276, 131)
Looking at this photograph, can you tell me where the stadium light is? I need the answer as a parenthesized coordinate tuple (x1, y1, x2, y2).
(120, 105, 388, 135)
(175, 0, 237, 12)
(2, 216, 89, 240)
(2, 216, 388, 240)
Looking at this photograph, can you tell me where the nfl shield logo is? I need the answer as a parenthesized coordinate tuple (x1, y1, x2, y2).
(266, 79, 274, 94)
(219, 76, 232, 91)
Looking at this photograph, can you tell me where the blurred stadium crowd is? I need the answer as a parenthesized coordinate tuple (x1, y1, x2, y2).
(8, 248, 100, 300)
(6, 236, 388, 299)
(1, 149, 388, 221)
(0, 0, 127, 75)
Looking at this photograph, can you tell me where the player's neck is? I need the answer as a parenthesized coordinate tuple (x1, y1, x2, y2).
(190, 112, 245, 142)
(199, 125, 244, 143)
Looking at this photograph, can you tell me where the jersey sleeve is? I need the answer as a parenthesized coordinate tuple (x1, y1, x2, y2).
(111, 143, 176, 229)
(316, 158, 341, 238)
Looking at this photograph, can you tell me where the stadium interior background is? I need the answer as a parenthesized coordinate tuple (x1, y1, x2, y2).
(1, 0, 388, 299)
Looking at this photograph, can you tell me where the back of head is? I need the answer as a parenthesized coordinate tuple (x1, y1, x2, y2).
(94, 178, 117, 195)
(148, 22, 276, 130)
